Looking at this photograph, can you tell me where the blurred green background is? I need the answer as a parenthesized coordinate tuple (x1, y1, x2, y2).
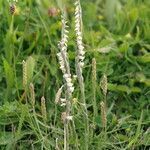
(0, 0, 149, 149)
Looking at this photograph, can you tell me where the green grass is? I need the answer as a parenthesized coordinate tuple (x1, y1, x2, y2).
(0, 0, 150, 149)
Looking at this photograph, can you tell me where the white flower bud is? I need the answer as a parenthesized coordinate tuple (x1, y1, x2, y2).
(80, 62, 84, 67)
(60, 103, 66, 107)
(69, 87, 74, 93)
(60, 98, 66, 103)
(66, 115, 73, 121)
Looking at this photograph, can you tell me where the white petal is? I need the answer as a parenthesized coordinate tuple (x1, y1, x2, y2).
(60, 98, 66, 102)
(80, 62, 84, 67)
(66, 116, 73, 120)
(79, 56, 85, 60)
(67, 82, 73, 87)
(69, 87, 74, 93)
(66, 78, 72, 83)
(60, 103, 66, 107)
(63, 73, 70, 78)
(79, 50, 85, 55)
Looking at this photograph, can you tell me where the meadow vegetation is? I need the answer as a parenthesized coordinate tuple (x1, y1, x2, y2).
(0, 0, 150, 149)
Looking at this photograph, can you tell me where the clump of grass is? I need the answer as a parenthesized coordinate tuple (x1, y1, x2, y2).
(0, 0, 149, 149)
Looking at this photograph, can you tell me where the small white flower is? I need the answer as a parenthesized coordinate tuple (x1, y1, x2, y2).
(60, 65, 64, 70)
(64, 28, 69, 33)
(80, 62, 84, 68)
(60, 98, 66, 103)
(66, 115, 73, 121)
(60, 103, 66, 107)
(79, 56, 85, 60)
(66, 77, 72, 83)
(69, 87, 74, 93)
(78, 45, 84, 51)
(73, 75, 77, 79)
(63, 73, 70, 78)
(79, 51, 85, 56)
(67, 82, 73, 87)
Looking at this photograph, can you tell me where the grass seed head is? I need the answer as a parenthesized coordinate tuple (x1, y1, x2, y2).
(41, 96, 47, 121)
(100, 101, 107, 128)
(10, 4, 20, 15)
(55, 86, 63, 104)
(92, 58, 97, 82)
(29, 83, 35, 107)
(22, 60, 27, 88)
(100, 74, 108, 96)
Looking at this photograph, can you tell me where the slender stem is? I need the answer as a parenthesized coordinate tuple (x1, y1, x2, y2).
(75, 58, 89, 150)
(64, 122, 67, 150)
(64, 98, 71, 150)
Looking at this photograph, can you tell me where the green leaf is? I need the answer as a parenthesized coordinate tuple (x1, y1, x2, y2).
(3, 58, 14, 88)
(26, 56, 35, 84)
(137, 54, 150, 63)
(108, 83, 141, 93)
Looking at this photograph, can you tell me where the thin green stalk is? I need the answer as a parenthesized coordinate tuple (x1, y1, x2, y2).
(75, 58, 89, 150)
(72, 119, 80, 150)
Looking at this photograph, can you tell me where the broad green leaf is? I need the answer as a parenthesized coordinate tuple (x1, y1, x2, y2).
(3, 58, 14, 88)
